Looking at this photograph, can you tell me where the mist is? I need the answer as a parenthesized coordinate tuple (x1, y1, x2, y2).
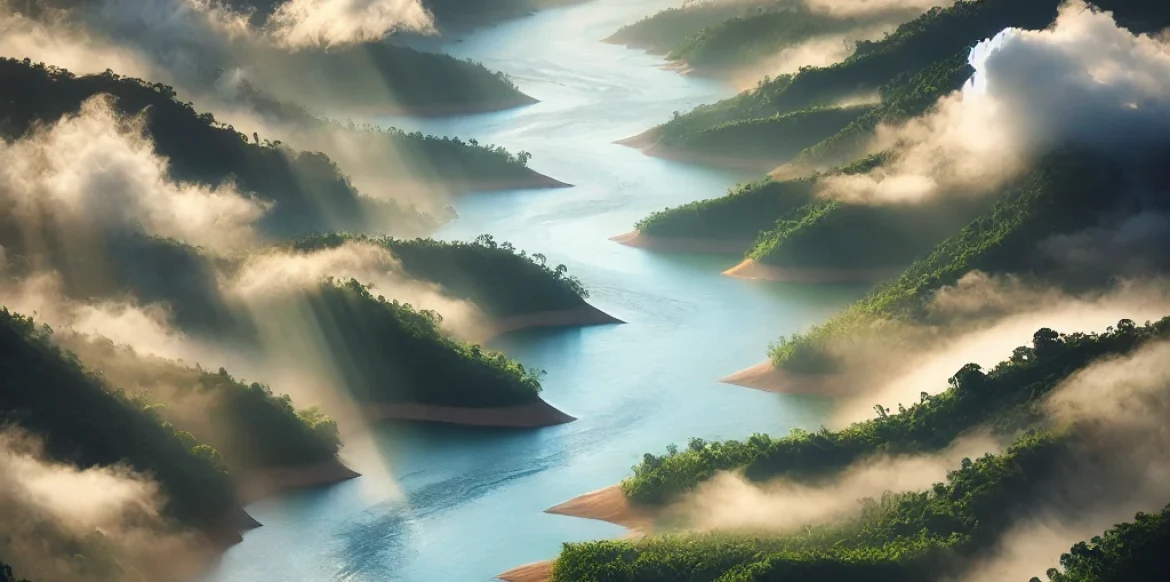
(953, 340, 1170, 581)
(227, 241, 486, 339)
(0, 95, 270, 256)
(670, 432, 1000, 533)
(819, 272, 1170, 425)
(803, 0, 952, 18)
(0, 430, 213, 582)
(266, 0, 434, 49)
(819, 0, 1170, 204)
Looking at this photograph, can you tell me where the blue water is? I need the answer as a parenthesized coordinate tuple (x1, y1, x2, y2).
(200, 1, 867, 580)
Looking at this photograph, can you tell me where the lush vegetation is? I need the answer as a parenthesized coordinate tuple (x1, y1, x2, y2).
(667, 3, 928, 75)
(662, 105, 874, 164)
(607, 0, 786, 54)
(232, 80, 542, 191)
(68, 337, 341, 473)
(305, 279, 545, 407)
(555, 430, 1075, 581)
(637, 177, 818, 242)
(0, 58, 433, 238)
(1044, 505, 1170, 582)
(632, 154, 883, 244)
(293, 233, 589, 317)
(747, 193, 993, 269)
(0, 308, 238, 529)
(252, 44, 531, 114)
(623, 317, 1170, 506)
(768, 147, 1149, 373)
(655, 0, 1061, 142)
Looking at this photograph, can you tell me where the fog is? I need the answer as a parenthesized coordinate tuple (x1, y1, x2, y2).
(0, 95, 270, 255)
(0, 430, 213, 582)
(819, 272, 1170, 425)
(955, 340, 1170, 581)
(820, 0, 1170, 204)
(671, 432, 1000, 533)
(803, 0, 951, 18)
(266, 0, 434, 49)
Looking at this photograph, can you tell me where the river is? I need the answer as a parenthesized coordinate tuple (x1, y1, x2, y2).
(199, 1, 866, 580)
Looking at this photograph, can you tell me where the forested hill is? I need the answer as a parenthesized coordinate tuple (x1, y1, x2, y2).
(0, 308, 239, 532)
(552, 318, 1170, 580)
(305, 279, 546, 408)
(637, 0, 1170, 164)
(0, 58, 435, 238)
(248, 43, 534, 116)
(60, 335, 343, 478)
(292, 234, 590, 318)
(606, 0, 785, 54)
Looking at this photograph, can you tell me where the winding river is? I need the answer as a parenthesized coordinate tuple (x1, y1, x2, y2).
(200, 1, 866, 580)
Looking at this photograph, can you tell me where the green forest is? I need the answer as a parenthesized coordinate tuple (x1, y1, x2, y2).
(292, 233, 589, 317)
(304, 279, 545, 407)
(0, 308, 239, 531)
(606, 0, 786, 54)
(61, 335, 342, 475)
(0, 57, 431, 238)
(550, 318, 1170, 580)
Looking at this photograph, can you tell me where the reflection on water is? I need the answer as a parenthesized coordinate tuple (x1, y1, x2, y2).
(198, 1, 867, 581)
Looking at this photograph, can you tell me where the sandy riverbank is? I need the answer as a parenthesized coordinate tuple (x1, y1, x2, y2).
(483, 303, 624, 339)
(496, 560, 554, 582)
(723, 259, 902, 283)
(610, 230, 754, 254)
(237, 458, 362, 503)
(545, 484, 652, 532)
(365, 398, 576, 428)
(719, 361, 838, 395)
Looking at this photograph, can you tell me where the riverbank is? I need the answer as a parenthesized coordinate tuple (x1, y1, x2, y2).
(545, 484, 651, 531)
(723, 259, 902, 283)
(484, 304, 624, 339)
(365, 398, 576, 428)
(496, 560, 554, 582)
(719, 361, 836, 394)
(236, 459, 362, 504)
(610, 230, 753, 254)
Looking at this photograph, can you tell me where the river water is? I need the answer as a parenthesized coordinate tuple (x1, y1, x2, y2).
(200, 1, 866, 580)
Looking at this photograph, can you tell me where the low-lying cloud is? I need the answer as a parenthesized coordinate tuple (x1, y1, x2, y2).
(823, 272, 1170, 425)
(671, 433, 999, 533)
(0, 95, 269, 254)
(266, 0, 434, 49)
(820, 0, 1170, 204)
(0, 430, 213, 582)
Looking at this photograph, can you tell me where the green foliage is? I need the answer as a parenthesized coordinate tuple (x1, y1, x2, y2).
(555, 431, 1070, 581)
(608, 0, 787, 53)
(665, 104, 875, 162)
(265, 44, 528, 113)
(306, 279, 545, 407)
(0, 308, 237, 528)
(636, 177, 818, 241)
(0, 57, 431, 238)
(233, 80, 536, 183)
(1045, 504, 1170, 582)
(623, 317, 1170, 507)
(767, 147, 1130, 373)
(668, 4, 921, 72)
(291, 232, 589, 317)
